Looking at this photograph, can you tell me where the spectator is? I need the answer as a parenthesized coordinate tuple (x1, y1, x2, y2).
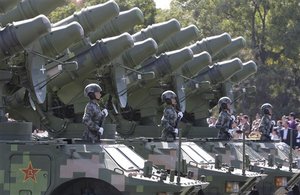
(251, 121, 260, 132)
(288, 112, 297, 130)
(280, 119, 293, 147)
(207, 116, 217, 127)
(276, 120, 283, 130)
(270, 128, 280, 141)
(251, 113, 261, 128)
(294, 124, 300, 149)
(229, 120, 241, 139)
(239, 115, 251, 137)
(237, 113, 244, 125)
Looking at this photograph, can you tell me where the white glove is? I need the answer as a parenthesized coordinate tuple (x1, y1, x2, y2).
(231, 115, 236, 121)
(98, 127, 104, 135)
(174, 128, 179, 135)
(102, 109, 108, 117)
(177, 112, 183, 119)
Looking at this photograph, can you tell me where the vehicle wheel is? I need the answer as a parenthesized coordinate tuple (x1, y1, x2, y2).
(51, 177, 122, 195)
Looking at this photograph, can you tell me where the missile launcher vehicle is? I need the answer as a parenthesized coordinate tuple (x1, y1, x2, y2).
(120, 138, 267, 195)
(198, 140, 300, 195)
(0, 0, 210, 194)
(3, 0, 298, 194)
(109, 21, 268, 194)
(110, 21, 300, 194)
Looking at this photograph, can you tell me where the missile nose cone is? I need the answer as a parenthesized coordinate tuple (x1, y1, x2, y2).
(89, 7, 145, 41)
(53, 1, 120, 34)
(78, 0, 120, 32)
(231, 60, 257, 83)
(40, 21, 84, 57)
(123, 38, 158, 68)
(101, 32, 134, 62)
(124, 7, 144, 26)
(216, 58, 243, 81)
(0, 0, 20, 13)
(0, 14, 51, 60)
(213, 36, 246, 62)
(181, 51, 212, 77)
(167, 47, 194, 71)
(133, 18, 181, 44)
(13, 14, 51, 47)
(157, 24, 200, 54)
(190, 32, 232, 56)
(0, 0, 65, 26)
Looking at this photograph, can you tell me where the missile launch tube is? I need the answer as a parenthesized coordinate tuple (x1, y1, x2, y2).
(0, 0, 66, 26)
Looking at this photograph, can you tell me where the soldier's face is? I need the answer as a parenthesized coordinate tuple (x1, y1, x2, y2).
(268, 108, 272, 115)
(227, 103, 231, 111)
(171, 98, 177, 105)
(95, 92, 101, 100)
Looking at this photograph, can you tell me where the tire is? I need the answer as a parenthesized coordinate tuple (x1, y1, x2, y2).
(51, 177, 123, 195)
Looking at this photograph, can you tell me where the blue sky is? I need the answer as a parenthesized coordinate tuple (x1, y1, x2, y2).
(154, 0, 171, 9)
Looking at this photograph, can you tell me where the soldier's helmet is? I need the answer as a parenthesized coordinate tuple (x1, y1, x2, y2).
(260, 103, 273, 112)
(84, 83, 102, 97)
(218, 96, 232, 107)
(161, 90, 177, 103)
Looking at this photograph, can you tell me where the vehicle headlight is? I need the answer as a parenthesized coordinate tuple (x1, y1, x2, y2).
(225, 181, 240, 193)
(275, 177, 287, 188)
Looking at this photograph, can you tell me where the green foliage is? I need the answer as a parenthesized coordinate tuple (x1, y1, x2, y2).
(48, 2, 77, 23)
(155, 2, 196, 28)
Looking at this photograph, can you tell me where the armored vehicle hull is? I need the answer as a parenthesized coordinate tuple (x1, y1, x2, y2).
(0, 138, 208, 195)
(119, 138, 266, 194)
(197, 139, 300, 194)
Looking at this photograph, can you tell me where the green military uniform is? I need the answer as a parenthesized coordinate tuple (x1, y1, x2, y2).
(82, 100, 106, 143)
(259, 103, 273, 141)
(215, 110, 232, 140)
(259, 114, 272, 141)
(215, 96, 232, 140)
(161, 105, 178, 141)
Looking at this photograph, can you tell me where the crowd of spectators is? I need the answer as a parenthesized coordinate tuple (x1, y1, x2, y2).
(207, 111, 300, 148)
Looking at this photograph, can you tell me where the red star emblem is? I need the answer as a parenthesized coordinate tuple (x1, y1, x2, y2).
(20, 161, 41, 183)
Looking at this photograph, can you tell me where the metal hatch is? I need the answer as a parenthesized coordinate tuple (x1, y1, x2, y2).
(275, 142, 298, 161)
(103, 144, 145, 171)
(231, 143, 264, 162)
(181, 142, 215, 164)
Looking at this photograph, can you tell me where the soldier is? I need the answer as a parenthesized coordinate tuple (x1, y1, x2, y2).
(258, 103, 273, 141)
(215, 96, 232, 140)
(82, 83, 108, 143)
(160, 90, 183, 141)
